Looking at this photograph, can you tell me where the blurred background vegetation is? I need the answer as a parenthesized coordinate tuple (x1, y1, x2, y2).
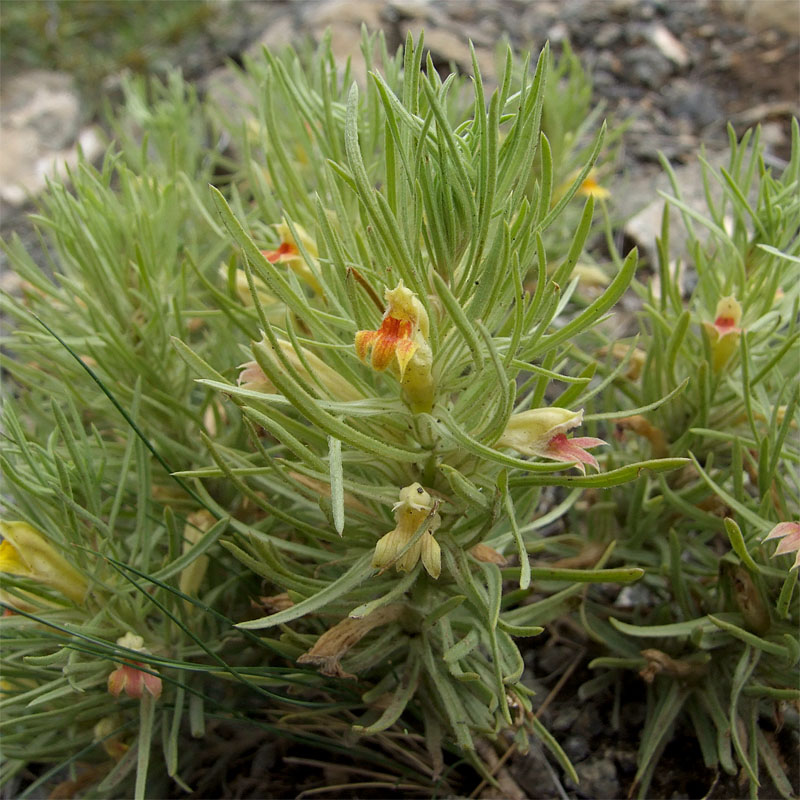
(2, 0, 221, 106)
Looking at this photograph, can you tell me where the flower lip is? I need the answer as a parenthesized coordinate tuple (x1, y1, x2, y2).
(107, 632, 163, 700)
(260, 220, 322, 293)
(577, 170, 610, 199)
(763, 521, 800, 570)
(355, 281, 428, 379)
(708, 296, 743, 338)
(263, 241, 296, 262)
(714, 315, 737, 333)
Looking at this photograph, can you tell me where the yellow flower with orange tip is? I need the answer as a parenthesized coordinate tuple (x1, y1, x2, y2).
(261, 219, 322, 294)
(356, 281, 429, 375)
(496, 407, 607, 474)
(373, 483, 441, 578)
(355, 281, 435, 412)
(702, 295, 742, 372)
(93, 716, 130, 760)
(0, 520, 87, 604)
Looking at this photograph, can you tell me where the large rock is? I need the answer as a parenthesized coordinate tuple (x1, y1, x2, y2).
(0, 70, 103, 209)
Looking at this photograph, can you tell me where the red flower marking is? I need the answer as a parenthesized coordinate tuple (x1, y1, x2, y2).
(355, 316, 418, 375)
(262, 242, 297, 263)
(714, 315, 738, 335)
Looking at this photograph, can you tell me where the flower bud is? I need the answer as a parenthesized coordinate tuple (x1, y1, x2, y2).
(179, 511, 213, 604)
(220, 263, 276, 308)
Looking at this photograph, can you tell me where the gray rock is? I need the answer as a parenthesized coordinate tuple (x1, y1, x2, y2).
(0, 70, 103, 209)
(305, 0, 385, 29)
(573, 706, 605, 739)
(563, 734, 591, 763)
(203, 65, 255, 130)
(552, 705, 581, 732)
(2, 70, 81, 150)
(245, 11, 298, 59)
(622, 46, 673, 89)
(575, 757, 620, 799)
(614, 581, 655, 609)
(508, 743, 563, 800)
(594, 23, 623, 49)
(663, 79, 724, 129)
(536, 644, 573, 675)
(646, 22, 691, 68)
(618, 150, 730, 269)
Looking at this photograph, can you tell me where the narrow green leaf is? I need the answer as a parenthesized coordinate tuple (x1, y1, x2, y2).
(135, 693, 156, 800)
(355, 646, 421, 734)
(328, 436, 344, 535)
(723, 517, 760, 573)
(237, 554, 373, 629)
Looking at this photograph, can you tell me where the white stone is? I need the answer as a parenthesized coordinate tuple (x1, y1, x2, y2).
(647, 23, 690, 68)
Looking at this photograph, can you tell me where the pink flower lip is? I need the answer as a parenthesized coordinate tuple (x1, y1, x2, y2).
(108, 661, 162, 700)
(546, 433, 607, 474)
(763, 521, 800, 570)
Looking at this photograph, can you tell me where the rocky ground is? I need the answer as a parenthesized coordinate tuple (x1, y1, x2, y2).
(2, 0, 798, 270)
(2, 1, 798, 798)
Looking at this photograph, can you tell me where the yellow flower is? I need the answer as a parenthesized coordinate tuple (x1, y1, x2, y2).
(576, 169, 611, 199)
(261, 220, 322, 294)
(355, 281, 434, 412)
(355, 282, 428, 375)
(373, 483, 441, 578)
(702, 295, 742, 372)
(0, 520, 87, 604)
(554, 168, 611, 204)
(93, 716, 129, 760)
(496, 407, 607, 474)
